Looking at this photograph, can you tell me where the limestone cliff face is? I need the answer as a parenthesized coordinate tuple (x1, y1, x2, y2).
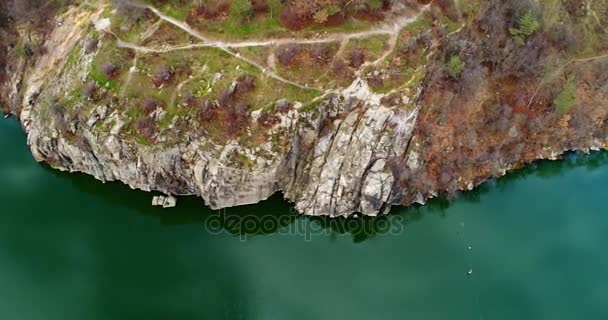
(3, 0, 608, 217)
(9, 7, 419, 217)
(284, 80, 419, 216)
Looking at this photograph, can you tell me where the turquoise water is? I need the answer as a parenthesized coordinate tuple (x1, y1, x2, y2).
(1, 117, 607, 319)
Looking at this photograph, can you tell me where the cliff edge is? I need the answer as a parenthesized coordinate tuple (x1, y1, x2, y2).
(1, 0, 607, 216)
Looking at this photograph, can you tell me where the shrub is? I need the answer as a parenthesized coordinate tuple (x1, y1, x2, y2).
(367, 0, 383, 9)
(153, 65, 174, 87)
(16, 44, 34, 58)
(234, 74, 255, 96)
(348, 48, 366, 68)
(230, 0, 253, 22)
(251, 0, 269, 14)
(190, 1, 230, 20)
(445, 54, 465, 78)
(82, 81, 99, 100)
(84, 37, 98, 53)
(101, 62, 118, 79)
(198, 100, 217, 122)
(142, 99, 162, 114)
(136, 117, 157, 140)
(509, 11, 539, 45)
(276, 44, 299, 66)
(313, 4, 340, 24)
(257, 112, 279, 127)
(278, 0, 318, 30)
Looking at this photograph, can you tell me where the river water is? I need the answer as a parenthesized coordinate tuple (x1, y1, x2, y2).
(1, 116, 607, 319)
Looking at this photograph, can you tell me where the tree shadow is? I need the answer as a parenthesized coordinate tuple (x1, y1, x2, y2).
(41, 150, 608, 242)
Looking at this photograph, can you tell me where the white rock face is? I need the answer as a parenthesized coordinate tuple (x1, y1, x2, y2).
(12, 9, 421, 217)
(285, 80, 419, 217)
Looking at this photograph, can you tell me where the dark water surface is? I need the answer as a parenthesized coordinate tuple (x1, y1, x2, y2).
(1, 117, 607, 319)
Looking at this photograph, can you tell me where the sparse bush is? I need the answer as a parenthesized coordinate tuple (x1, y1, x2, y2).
(84, 37, 98, 53)
(276, 99, 293, 113)
(310, 44, 333, 63)
(198, 99, 217, 122)
(15, 44, 33, 58)
(279, 0, 318, 30)
(348, 48, 366, 68)
(101, 62, 118, 79)
(181, 92, 198, 107)
(230, 0, 253, 22)
(445, 54, 465, 78)
(313, 4, 340, 24)
(142, 99, 162, 114)
(82, 82, 99, 100)
(276, 44, 299, 66)
(190, 1, 230, 20)
(251, 0, 269, 14)
(548, 24, 577, 52)
(365, 0, 383, 10)
(257, 112, 279, 127)
(153, 65, 173, 87)
(235, 74, 255, 95)
(225, 103, 250, 135)
(136, 117, 157, 140)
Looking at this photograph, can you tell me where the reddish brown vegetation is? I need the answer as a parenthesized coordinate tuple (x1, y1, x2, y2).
(352, 0, 391, 21)
(394, 0, 608, 206)
(82, 82, 99, 100)
(278, 0, 393, 30)
(276, 44, 334, 67)
(278, 1, 316, 30)
(251, 0, 269, 15)
(188, 0, 230, 21)
(347, 48, 366, 68)
(197, 75, 257, 138)
(102, 62, 119, 79)
(152, 65, 174, 87)
(141, 98, 164, 114)
(257, 112, 280, 127)
(136, 117, 157, 140)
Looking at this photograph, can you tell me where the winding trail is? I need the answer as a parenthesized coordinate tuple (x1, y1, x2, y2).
(115, 1, 430, 90)
(127, 0, 428, 49)
(527, 52, 608, 107)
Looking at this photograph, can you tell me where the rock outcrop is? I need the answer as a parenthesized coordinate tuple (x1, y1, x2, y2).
(2, 0, 607, 217)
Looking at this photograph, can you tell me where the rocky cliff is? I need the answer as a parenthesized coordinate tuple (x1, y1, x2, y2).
(1, 0, 607, 217)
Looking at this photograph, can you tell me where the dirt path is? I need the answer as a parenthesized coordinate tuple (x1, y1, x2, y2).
(117, 1, 429, 90)
(528, 52, 608, 106)
(128, 0, 428, 49)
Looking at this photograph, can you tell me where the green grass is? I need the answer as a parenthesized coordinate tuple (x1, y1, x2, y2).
(88, 67, 118, 91)
(346, 35, 389, 61)
(554, 77, 577, 115)
(401, 12, 433, 35)
(300, 99, 324, 113)
(137, 0, 393, 42)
